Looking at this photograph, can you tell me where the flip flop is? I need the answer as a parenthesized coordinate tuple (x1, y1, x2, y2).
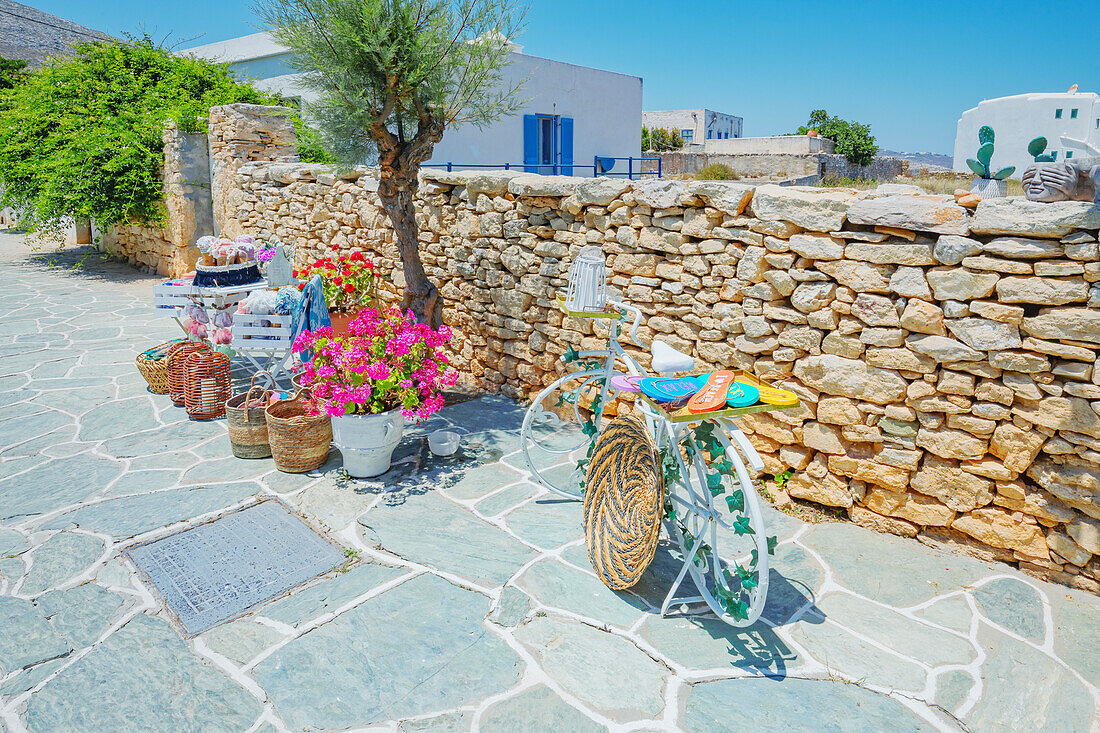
(736, 373, 799, 406)
(687, 371, 739, 413)
(609, 374, 643, 393)
(638, 377, 700, 404)
(691, 373, 762, 408)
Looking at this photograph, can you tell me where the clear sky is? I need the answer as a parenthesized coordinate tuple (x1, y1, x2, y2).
(20, 0, 1100, 154)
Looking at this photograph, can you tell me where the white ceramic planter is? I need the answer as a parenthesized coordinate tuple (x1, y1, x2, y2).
(970, 178, 1008, 199)
(332, 410, 405, 477)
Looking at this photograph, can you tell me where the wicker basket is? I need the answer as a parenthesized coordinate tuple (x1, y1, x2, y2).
(183, 349, 231, 420)
(266, 389, 332, 473)
(227, 372, 273, 458)
(135, 339, 183, 394)
(584, 415, 664, 590)
(167, 340, 210, 406)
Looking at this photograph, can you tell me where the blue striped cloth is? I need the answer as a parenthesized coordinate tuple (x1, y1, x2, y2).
(291, 275, 331, 362)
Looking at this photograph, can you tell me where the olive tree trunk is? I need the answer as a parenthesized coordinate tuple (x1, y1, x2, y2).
(377, 171, 441, 328)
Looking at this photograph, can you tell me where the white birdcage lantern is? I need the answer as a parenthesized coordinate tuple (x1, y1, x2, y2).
(565, 246, 608, 312)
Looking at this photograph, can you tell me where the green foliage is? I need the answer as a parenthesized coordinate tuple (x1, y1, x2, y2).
(0, 37, 271, 232)
(0, 56, 28, 91)
(966, 126, 1013, 179)
(976, 141, 994, 168)
(1028, 136, 1048, 159)
(796, 109, 878, 167)
(292, 114, 336, 164)
(773, 468, 793, 488)
(695, 163, 738, 180)
(966, 157, 989, 178)
(641, 126, 684, 152)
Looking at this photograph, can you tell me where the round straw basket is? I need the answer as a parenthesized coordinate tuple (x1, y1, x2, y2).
(583, 415, 664, 590)
(183, 349, 231, 420)
(135, 338, 184, 394)
(266, 389, 332, 473)
(167, 340, 210, 406)
(227, 372, 273, 458)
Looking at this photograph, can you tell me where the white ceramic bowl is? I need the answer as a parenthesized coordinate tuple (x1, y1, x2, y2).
(428, 429, 461, 456)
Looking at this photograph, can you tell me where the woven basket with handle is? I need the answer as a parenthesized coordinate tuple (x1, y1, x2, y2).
(135, 338, 184, 394)
(183, 349, 231, 420)
(167, 340, 210, 406)
(584, 415, 664, 590)
(227, 372, 273, 458)
(266, 389, 332, 473)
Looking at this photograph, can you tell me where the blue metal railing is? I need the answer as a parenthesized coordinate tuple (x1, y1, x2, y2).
(421, 156, 661, 180)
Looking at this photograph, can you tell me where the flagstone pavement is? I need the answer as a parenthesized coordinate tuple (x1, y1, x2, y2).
(0, 232, 1098, 732)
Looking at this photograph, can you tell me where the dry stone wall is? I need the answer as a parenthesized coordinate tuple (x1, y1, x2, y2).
(220, 158, 1100, 593)
(101, 122, 213, 276)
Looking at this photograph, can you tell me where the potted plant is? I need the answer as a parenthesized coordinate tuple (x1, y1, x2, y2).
(293, 248, 378, 334)
(966, 125, 1015, 198)
(292, 307, 457, 477)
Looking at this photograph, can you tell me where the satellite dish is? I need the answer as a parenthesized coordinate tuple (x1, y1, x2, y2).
(596, 157, 615, 174)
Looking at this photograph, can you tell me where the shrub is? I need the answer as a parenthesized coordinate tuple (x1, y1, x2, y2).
(695, 163, 738, 180)
(0, 56, 27, 91)
(0, 37, 272, 234)
(797, 109, 879, 167)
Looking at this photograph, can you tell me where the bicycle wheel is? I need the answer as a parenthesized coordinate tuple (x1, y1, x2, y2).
(521, 368, 611, 500)
(662, 422, 771, 627)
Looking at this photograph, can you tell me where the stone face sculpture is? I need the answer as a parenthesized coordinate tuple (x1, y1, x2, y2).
(1021, 157, 1100, 205)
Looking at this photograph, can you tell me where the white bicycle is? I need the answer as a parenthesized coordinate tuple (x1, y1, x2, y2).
(520, 296, 788, 627)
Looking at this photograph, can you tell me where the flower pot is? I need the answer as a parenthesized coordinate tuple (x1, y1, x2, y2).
(328, 311, 359, 336)
(331, 410, 405, 477)
(970, 178, 1008, 199)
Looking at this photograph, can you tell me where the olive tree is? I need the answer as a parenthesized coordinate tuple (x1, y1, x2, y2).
(255, 0, 525, 326)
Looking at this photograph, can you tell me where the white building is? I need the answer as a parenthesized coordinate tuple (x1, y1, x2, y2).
(642, 109, 742, 145)
(954, 90, 1100, 178)
(182, 32, 643, 177)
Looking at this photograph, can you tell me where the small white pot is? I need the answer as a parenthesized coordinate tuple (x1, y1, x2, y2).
(970, 178, 1008, 198)
(332, 410, 405, 478)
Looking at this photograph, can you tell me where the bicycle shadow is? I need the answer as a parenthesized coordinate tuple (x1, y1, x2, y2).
(625, 541, 823, 679)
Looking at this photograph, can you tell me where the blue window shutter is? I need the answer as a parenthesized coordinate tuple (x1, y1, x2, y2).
(523, 115, 538, 172)
(560, 117, 574, 176)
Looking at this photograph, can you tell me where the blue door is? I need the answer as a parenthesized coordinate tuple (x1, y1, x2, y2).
(524, 115, 574, 174)
(560, 117, 574, 176)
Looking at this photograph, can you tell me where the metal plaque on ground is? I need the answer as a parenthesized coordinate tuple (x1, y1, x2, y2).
(127, 500, 345, 636)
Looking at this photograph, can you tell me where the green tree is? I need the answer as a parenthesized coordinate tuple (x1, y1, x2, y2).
(0, 56, 28, 90)
(797, 109, 878, 167)
(0, 37, 271, 235)
(255, 0, 526, 327)
(641, 126, 684, 152)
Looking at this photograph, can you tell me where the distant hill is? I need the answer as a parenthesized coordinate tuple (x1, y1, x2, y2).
(880, 149, 953, 172)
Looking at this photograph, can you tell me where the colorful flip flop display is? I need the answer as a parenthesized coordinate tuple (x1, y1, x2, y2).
(735, 373, 799, 406)
(619, 370, 797, 413)
(686, 371, 738, 413)
(637, 377, 700, 405)
(609, 374, 643, 393)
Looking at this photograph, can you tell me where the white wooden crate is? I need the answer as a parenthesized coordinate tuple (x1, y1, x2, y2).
(232, 312, 296, 384)
(152, 280, 269, 318)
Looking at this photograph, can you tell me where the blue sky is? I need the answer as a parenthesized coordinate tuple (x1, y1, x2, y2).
(25, 0, 1100, 154)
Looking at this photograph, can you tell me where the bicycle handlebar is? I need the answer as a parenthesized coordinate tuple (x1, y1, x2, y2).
(607, 298, 643, 348)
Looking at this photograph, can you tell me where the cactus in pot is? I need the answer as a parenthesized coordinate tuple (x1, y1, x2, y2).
(1028, 136, 1056, 162)
(967, 126, 1014, 198)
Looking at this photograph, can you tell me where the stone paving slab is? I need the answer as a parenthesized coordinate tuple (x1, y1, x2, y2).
(0, 235, 1098, 732)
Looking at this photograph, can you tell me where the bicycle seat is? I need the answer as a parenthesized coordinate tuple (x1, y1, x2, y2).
(650, 341, 695, 374)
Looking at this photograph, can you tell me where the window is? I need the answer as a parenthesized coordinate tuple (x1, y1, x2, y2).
(707, 130, 713, 139)
(1071, 108, 1078, 118)
(1066, 151, 1073, 159)
(1055, 108, 1063, 119)
(539, 116, 554, 166)
(1051, 151, 1058, 160)
(681, 129, 694, 142)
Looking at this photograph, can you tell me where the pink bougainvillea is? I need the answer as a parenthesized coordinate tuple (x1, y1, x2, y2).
(293, 307, 457, 420)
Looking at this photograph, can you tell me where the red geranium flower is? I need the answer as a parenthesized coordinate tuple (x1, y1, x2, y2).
(344, 283, 354, 293)
(333, 276, 343, 286)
